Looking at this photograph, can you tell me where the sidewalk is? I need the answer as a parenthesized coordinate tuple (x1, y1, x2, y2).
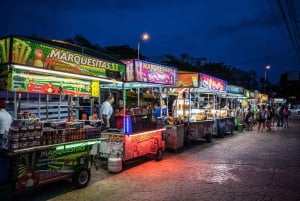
(13, 118, 300, 201)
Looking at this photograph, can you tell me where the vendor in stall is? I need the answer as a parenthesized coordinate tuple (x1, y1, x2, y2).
(114, 98, 125, 129)
(153, 100, 168, 117)
(99, 94, 115, 128)
(90, 112, 99, 120)
(23, 111, 30, 119)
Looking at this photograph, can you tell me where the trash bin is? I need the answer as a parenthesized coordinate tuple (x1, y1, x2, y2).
(237, 124, 244, 132)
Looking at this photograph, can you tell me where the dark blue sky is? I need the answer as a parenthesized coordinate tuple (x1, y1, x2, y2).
(1, 0, 299, 84)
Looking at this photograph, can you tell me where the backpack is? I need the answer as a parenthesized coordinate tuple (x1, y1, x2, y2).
(259, 110, 266, 121)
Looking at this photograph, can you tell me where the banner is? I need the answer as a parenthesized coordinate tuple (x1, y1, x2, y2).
(177, 73, 198, 87)
(123, 59, 177, 85)
(15, 143, 91, 191)
(0, 38, 10, 64)
(11, 69, 97, 97)
(11, 37, 125, 81)
(227, 85, 244, 95)
(199, 73, 226, 92)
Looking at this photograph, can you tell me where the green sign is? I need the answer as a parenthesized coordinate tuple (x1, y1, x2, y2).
(11, 37, 125, 81)
(16, 142, 92, 191)
(0, 38, 10, 64)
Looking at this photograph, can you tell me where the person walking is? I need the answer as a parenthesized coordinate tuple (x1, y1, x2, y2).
(244, 106, 253, 131)
(265, 105, 273, 131)
(257, 105, 266, 133)
(282, 105, 289, 128)
(276, 104, 284, 127)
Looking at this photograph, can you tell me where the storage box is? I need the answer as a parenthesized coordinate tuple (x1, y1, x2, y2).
(162, 125, 184, 153)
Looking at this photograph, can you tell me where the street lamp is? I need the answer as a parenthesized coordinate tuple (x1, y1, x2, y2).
(137, 33, 150, 59)
(264, 65, 271, 94)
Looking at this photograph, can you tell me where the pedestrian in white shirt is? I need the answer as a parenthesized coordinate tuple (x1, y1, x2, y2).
(99, 94, 115, 128)
(0, 99, 13, 138)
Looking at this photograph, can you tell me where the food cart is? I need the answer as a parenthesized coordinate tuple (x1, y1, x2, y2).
(0, 35, 125, 196)
(226, 85, 249, 132)
(172, 72, 216, 145)
(194, 73, 234, 138)
(98, 59, 178, 172)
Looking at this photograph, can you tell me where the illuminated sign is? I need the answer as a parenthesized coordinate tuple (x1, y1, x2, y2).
(199, 73, 226, 92)
(10, 37, 125, 81)
(0, 38, 10, 64)
(11, 69, 96, 96)
(177, 73, 198, 87)
(123, 59, 177, 85)
(227, 85, 244, 95)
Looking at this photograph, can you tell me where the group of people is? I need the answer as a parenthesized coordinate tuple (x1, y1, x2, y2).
(243, 103, 290, 133)
(77, 94, 124, 129)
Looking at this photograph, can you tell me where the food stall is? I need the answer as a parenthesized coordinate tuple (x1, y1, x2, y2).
(98, 59, 177, 171)
(194, 73, 234, 138)
(0, 36, 125, 196)
(225, 85, 248, 132)
(172, 72, 215, 145)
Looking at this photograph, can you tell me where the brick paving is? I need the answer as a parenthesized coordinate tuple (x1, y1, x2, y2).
(14, 118, 300, 201)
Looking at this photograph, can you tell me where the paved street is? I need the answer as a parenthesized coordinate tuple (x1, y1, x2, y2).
(14, 118, 300, 201)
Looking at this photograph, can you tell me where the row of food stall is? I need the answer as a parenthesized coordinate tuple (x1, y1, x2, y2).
(0, 35, 268, 197)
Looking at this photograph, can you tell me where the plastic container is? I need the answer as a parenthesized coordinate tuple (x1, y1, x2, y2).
(237, 124, 244, 132)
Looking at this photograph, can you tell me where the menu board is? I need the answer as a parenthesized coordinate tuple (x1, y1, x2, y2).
(10, 37, 125, 81)
(123, 59, 177, 85)
(11, 69, 96, 97)
(177, 73, 198, 87)
(199, 73, 226, 92)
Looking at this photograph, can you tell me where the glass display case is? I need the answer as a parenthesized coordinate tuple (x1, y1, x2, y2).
(215, 109, 228, 119)
(175, 98, 190, 122)
(190, 108, 206, 121)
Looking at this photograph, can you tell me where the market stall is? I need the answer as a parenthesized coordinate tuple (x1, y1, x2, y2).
(98, 59, 178, 171)
(194, 73, 234, 138)
(0, 35, 125, 195)
(171, 72, 215, 145)
(225, 85, 248, 132)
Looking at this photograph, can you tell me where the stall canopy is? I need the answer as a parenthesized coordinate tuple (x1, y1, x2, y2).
(226, 85, 247, 98)
(0, 36, 125, 97)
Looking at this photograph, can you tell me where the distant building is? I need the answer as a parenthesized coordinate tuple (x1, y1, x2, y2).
(179, 54, 207, 67)
(286, 71, 300, 81)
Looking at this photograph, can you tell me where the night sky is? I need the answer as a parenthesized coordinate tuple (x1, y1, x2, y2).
(1, 0, 299, 84)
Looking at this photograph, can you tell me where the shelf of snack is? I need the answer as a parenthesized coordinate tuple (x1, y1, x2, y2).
(2, 118, 103, 153)
(0, 35, 126, 195)
(98, 59, 178, 172)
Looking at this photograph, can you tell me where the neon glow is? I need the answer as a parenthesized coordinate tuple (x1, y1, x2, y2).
(12, 64, 123, 84)
(55, 140, 101, 150)
(123, 115, 132, 134)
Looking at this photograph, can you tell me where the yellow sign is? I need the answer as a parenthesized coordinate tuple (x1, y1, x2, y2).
(91, 80, 100, 97)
